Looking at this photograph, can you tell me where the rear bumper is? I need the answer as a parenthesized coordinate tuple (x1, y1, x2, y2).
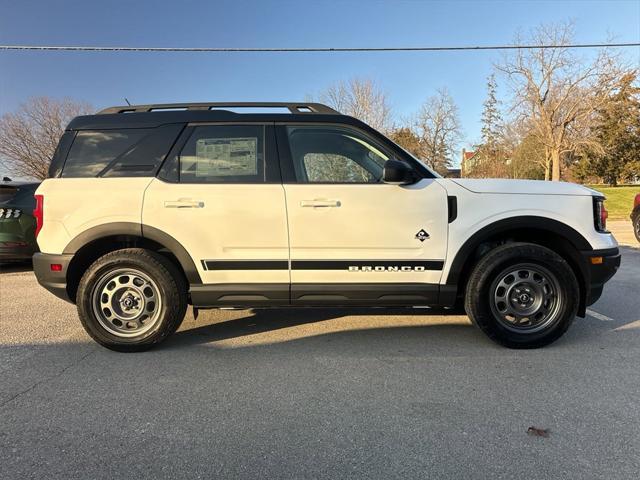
(32, 252, 73, 303)
(581, 247, 621, 307)
(0, 237, 36, 262)
(0, 246, 35, 261)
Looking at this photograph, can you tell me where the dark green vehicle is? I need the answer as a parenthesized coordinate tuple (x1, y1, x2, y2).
(0, 179, 40, 262)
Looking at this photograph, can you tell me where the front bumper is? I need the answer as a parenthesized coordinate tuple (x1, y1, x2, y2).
(32, 252, 74, 303)
(581, 247, 621, 307)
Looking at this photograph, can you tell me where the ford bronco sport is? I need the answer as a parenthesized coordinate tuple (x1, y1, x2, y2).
(33, 102, 620, 351)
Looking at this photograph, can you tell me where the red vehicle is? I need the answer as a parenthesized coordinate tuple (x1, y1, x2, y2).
(632, 193, 640, 243)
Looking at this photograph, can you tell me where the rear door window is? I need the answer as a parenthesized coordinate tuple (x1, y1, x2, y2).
(178, 125, 265, 183)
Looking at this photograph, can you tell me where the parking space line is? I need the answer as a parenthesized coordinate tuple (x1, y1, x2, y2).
(586, 309, 615, 322)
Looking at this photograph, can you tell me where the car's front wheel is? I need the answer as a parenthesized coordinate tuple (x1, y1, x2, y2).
(76, 248, 187, 352)
(464, 243, 579, 348)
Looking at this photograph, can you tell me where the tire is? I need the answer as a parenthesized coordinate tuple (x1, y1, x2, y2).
(633, 210, 640, 243)
(464, 242, 579, 349)
(76, 248, 188, 352)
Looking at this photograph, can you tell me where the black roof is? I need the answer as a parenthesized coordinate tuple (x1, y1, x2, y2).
(61, 101, 437, 179)
(67, 102, 357, 130)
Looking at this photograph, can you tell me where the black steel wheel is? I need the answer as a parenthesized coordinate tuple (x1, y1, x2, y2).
(465, 243, 579, 348)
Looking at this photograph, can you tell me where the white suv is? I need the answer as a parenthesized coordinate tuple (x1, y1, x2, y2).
(33, 102, 620, 351)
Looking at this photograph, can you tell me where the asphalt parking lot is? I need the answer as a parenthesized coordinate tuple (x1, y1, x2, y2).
(1, 247, 639, 479)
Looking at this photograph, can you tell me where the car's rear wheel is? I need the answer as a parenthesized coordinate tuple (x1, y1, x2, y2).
(464, 243, 579, 348)
(77, 248, 187, 352)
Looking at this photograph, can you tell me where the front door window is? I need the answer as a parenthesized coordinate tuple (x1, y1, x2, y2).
(286, 126, 389, 183)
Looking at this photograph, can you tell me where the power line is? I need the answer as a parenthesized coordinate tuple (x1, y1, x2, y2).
(0, 42, 638, 53)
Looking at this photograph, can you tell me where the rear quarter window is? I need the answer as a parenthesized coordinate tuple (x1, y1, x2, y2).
(62, 129, 149, 177)
(48, 131, 75, 178)
(61, 124, 183, 178)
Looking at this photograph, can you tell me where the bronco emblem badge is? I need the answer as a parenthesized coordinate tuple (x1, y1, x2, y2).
(415, 229, 430, 242)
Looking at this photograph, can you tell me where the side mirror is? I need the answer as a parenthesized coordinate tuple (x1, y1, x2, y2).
(382, 159, 416, 185)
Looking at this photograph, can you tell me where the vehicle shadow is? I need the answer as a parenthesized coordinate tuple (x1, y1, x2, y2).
(162, 306, 491, 352)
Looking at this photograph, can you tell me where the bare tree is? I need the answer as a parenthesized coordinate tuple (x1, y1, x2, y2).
(316, 78, 392, 133)
(506, 125, 547, 180)
(0, 97, 92, 179)
(497, 22, 623, 180)
(414, 88, 462, 174)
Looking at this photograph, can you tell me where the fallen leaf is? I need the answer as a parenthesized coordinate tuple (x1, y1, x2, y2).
(527, 426, 550, 438)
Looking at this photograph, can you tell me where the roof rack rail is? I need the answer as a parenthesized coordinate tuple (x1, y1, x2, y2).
(97, 102, 339, 115)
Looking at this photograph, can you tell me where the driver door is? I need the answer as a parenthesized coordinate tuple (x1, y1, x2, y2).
(278, 124, 448, 305)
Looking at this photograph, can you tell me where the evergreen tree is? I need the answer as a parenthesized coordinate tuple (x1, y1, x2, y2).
(590, 71, 640, 185)
(480, 74, 502, 151)
(474, 74, 505, 176)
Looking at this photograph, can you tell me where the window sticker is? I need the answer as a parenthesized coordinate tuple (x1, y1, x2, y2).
(189, 137, 258, 177)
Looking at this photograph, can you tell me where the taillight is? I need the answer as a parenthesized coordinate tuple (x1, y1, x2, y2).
(634, 193, 640, 209)
(593, 197, 608, 233)
(33, 194, 44, 237)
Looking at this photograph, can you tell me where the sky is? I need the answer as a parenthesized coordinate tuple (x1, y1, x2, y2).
(1, 0, 639, 165)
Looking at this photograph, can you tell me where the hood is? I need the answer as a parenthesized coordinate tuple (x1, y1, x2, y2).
(449, 179, 600, 196)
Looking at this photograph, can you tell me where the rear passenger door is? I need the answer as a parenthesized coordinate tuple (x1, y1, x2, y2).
(142, 123, 290, 304)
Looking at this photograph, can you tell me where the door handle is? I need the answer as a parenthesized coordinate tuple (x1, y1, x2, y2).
(300, 199, 341, 208)
(164, 199, 205, 208)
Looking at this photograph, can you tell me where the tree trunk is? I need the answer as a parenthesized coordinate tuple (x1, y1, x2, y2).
(543, 147, 551, 181)
(551, 149, 561, 181)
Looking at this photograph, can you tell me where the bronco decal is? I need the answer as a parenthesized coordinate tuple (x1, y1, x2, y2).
(291, 260, 444, 271)
(349, 265, 428, 272)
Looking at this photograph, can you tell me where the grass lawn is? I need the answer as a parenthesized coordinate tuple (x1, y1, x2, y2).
(587, 185, 640, 220)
